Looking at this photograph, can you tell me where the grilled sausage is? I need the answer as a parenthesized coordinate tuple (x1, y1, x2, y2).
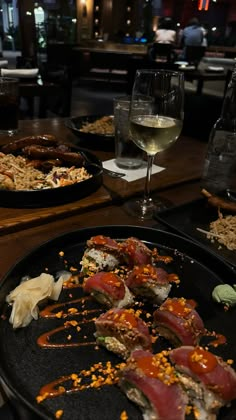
(1, 135, 58, 154)
(22, 145, 85, 166)
(201, 188, 236, 213)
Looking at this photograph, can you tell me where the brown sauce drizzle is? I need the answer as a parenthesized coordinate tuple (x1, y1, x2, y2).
(206, 332, 227, 348)
(39, 297, 99, 319)
(37, 361, 124, 403)
(38, 297, 102, 348)
(37, 321, 96, 348)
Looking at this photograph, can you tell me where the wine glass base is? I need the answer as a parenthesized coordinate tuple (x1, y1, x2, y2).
(123, 196, 171, 220)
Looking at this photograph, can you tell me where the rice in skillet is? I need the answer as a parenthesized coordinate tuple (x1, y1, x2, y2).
(0, 153, 91, 191)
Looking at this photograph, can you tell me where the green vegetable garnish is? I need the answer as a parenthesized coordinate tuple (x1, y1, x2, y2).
(212, 284, 236, 308)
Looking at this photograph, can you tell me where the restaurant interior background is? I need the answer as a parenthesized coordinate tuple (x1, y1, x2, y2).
(0, 0, 236, 140)
(0, 0, 236, 59)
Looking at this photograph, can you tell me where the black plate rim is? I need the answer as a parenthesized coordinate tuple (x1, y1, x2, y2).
(0, 148, 103, 208)
(0, 224, 236, 419)
(65, 114, 115, 141)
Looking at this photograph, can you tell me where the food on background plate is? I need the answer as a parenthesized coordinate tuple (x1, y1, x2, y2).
(153, 297, 205, 347)
(169, 346, 236, 419)
(0, 153, 91, 190)
(22, 144, 85, 166)
(0, 135, 93, 191)
(201, 188, 236, 213)
(119, 349, 188, 420)
(198, 189, 236, 251)
(79, 115, 114, 136)
(1, 134, 58, 154)
(83, 271, 134, 308)
(95, 308, 152, 359)
(6, 273, 65, 328)
(197, 212, 236, 251)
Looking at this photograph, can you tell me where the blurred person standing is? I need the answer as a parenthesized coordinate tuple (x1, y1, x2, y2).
(154, 16, 176, 44)
(181, 18, 203, 47)
(179, 17, 203, 60)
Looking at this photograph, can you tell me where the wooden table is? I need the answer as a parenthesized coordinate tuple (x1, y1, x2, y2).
(0, 118, 207, 237)
(0, 117, 234, 417)
(0, 117, 208, 279)
(182, 68, 228, 95)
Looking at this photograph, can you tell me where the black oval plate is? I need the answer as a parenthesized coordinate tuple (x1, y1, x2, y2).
(0, 225, 235, 420)
(0, 149, 103, 208)
(154, 193, 236, 270)
(65, 115, 114, 151)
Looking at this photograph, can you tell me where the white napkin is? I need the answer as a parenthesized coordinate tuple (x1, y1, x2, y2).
(103, 159, 165, 182)
(1, 68, 39, 78)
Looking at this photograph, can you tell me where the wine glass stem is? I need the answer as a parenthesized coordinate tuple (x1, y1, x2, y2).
(144, 154, 154, 201)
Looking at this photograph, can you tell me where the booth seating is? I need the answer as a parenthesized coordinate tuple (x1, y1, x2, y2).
(78, 50, 130, 85)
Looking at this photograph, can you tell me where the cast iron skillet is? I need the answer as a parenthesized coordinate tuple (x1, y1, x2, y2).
(65, 115, 114, 151)
(0, 225, 235, 420)
(0, 149, 103, 208)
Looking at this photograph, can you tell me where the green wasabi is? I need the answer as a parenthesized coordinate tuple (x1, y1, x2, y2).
(212, 284, 236, 308)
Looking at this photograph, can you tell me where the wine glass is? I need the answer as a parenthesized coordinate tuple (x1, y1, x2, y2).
(126, 68, 184, 219)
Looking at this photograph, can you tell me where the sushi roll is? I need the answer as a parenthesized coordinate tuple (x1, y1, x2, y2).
(120, 237, 153, 268)
(95, 308, 152, 359)
(83, 271, 133, 308)
(153, 297, 205, 347)
(119, 349, 188, 420)
(125, 264, 177, 304)
(80, 235, 121, 274)
(169, 346, 236, 420)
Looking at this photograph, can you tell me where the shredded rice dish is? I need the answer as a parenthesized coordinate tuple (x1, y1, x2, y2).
(79, 116, 114, 136)
(0, 152, 91, 191)
(198, 212, 236, 251)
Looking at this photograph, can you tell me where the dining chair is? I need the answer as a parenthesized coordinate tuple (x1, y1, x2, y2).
(184, 45, 206, 68)
(12, 64, 72, 119)
(0, 67, 40, 119)
(148, 43, 174, 63)
(39, 62, 72, 117)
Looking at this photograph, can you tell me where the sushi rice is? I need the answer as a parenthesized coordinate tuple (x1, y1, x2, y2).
(80, 248, 120, 274)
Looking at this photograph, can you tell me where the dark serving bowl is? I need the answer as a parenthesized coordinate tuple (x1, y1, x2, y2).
(0, 225, 235, 420)
(0, 149, 103, 208)
(65, 115, 115, 151)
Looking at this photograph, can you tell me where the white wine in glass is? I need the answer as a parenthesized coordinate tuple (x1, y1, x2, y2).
(126, 69, 184, 219)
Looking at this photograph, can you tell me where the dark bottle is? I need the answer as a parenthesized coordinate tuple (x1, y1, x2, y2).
(202, 65, 236, 193)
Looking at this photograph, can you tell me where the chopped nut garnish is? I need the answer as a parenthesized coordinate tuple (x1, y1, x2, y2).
(55, 409, 63, 419)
